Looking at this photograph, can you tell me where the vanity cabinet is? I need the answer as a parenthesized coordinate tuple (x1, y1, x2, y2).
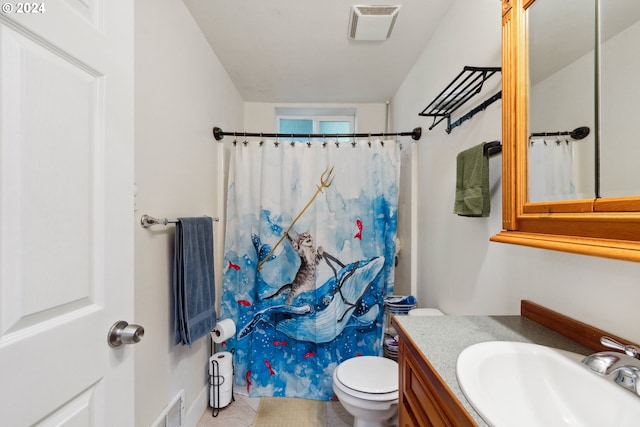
(396, 326, 476, 427)
(393, 301, 637, 427)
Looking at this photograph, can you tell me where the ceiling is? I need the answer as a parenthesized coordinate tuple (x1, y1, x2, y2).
(182, 0, 453, 103)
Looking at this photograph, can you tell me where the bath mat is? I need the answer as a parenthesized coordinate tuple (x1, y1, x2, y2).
(253, 397, 326, 427)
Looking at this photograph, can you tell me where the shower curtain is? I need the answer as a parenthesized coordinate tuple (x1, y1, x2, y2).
(528, 137, 576, 201)
(220, 138, 400, 400)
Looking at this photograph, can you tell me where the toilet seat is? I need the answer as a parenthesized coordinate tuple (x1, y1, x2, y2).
(334, 356, 398, 401)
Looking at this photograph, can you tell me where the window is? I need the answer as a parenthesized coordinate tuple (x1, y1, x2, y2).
(275, 108, 356, 142)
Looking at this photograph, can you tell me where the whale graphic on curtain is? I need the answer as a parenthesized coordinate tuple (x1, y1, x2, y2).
(220, 139, 400, 400)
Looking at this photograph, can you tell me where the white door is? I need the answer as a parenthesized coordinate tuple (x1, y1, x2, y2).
(0, 1, 135, 426)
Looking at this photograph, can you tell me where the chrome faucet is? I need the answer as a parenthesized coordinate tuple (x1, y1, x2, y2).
(601, 336, 640, 359)
(582, 336, 640, 397)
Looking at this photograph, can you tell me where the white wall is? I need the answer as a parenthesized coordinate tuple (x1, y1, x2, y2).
(392, 0, 640, 344)
(134, 1, 243, 426)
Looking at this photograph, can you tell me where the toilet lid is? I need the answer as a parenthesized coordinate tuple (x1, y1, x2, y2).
(335, 356, 398, 394)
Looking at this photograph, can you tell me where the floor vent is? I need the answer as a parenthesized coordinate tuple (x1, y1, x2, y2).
(150, 389, 185, 427)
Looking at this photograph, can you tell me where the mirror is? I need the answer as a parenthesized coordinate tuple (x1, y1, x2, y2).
(493, 0, 640, 262)
(600, 1, 640, 198)
(527, 0, 640, 202)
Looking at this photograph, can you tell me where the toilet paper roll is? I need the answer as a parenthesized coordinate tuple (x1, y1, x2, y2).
(209, 371, 233, 408)
(209, 352, 233, 376)
(211, 383, 233, 408)
(209, 351, 234, 408)
(213, 373, 233, 390)
(211, 318, 236, 343)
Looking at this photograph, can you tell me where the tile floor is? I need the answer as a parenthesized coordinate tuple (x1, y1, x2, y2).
(196, 393, 354, 427)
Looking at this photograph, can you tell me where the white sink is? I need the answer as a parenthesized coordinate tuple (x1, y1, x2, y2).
(456, 341, 640, 426)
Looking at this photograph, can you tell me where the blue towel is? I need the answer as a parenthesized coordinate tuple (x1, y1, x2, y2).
(173, 217, 216, 346)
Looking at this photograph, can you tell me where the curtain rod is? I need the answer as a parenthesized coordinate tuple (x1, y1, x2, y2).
(212, 126, 422, 141)
(530, 126, 590, 140)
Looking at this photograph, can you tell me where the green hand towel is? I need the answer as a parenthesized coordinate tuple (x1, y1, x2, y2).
(453, 142, 490, 217)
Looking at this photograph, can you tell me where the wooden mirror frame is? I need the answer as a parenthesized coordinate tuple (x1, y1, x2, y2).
(491, 0, 640, 262)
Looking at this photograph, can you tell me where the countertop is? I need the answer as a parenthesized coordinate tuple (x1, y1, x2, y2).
(392, 315, 594, 426)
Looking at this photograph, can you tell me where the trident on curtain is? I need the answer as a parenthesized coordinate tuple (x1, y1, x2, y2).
(257, 166, 335, 271)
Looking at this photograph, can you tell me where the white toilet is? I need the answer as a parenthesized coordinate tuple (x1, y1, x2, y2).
(332, 356, 399, 427)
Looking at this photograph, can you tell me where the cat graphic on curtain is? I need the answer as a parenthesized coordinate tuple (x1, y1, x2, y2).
(264, 231, 323, 304)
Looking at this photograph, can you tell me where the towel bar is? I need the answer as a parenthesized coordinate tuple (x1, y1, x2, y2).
(140, 214, 219, 228)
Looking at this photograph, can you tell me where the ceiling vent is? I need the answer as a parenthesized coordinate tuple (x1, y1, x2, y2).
(348, 5, 401, 41)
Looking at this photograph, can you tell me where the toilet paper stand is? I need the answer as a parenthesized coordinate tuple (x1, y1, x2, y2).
(208, 318, 237, 417)
(209, 351, 235, 417)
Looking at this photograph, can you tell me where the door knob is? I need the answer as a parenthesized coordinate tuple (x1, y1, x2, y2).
(108, 320, 145, 347)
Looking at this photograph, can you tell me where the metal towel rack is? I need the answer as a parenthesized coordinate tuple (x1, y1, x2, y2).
(140, 214, 219, 228)
(484, 140, 502, 157)
(419, 66, 502, 134)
